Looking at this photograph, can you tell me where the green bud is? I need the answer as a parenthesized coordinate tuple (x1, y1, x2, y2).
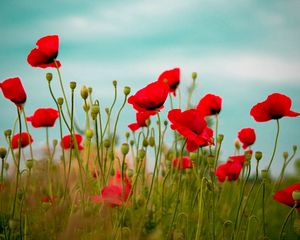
(121, 143, 129, 155)
(123, 86, 131, 96)
(283, 151, 289, 160)
(105, 107, 109, 115)
(255, 151, 262, 161)
(80, 85, 89, 100)
(127, 169, 134, 178)
(103, 139, 111, 148)
(70, 81, 77, 90)
(149, 136, 155, 147)
(138, 149, 146, 159)
(190, 152, 197, 161)
(46, 72, 53, 82)
(112, 80, 117, 87)
(52, 139, 58, 147)
(163, 120, 168, 126)
(217, 134, 224, 143)
(85, 129, 93, 139)
(234, 140, 241, 151)
(145, 118, 151, 127)
(88, 87, 93, 94)
(142, 139, 148, 147)
(26, 159, 34, 169)
(192, 72, 197, 80)
(130, 140, 134, 146)
(0, 147, 7, 159)
(4, 129, 12, 137)
(244, 150, 252, 163)
(57, 97, 64, 106)
(83, 103, 90, 112)
(293, 145, 298, 152)
(91, 104, 100, 115)
(125, 132, 130, 139)
(292, 190, 300, 201)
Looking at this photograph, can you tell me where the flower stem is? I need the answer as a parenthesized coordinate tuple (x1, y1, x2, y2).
(267, 120, 280, 172)
(279, 204, 296, 239)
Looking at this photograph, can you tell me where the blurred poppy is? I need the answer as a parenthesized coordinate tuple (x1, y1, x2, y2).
(237, 128, 256, 149)
(11, 132, 33, 149)
(128, 81, 169, 114)
(0, 77, 27, 107)
(274, 183, 300, 211)
(27, 35, 61, 68)
(250, 93, 300, 122)
(172, 156, 193, 170)
(196, 93, 222, 116)
(26, 108, 59, 128)
(157, 67, 180, 96)
(168, 109, 214, 152)
(216, 155, 245, 182)
(61, 134, 84, 150)
(128, 111, 153, 131)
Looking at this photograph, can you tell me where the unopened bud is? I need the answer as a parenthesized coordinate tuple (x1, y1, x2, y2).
(149, 136, 155, 147)
(85, 129, 93, 139)
(164, 120, 168, 126)
(293, 145, 298, 152)
(142, 139, 148, 147)
(26, 159, 34, 169)
(57, 97, 64, 106)
(283, 151, 289, 160)
(121, 143, 129, 155)
(91, 104, 100, 115)
(83, 103, 90, 112)
(103, 139, 111, 148)
(88, 87, 92, 94)
(70, 81, 77, 90)
(4, 129, 12, 137)
(80, 85, 89, 100)
(138, 149, 146, 159)
(192, 72, 197, 80)
(245, 150, 252, 163)
(217, 134, 224, 143)
(125, 132, 130, 139)
(105, 108, 109, 115)
(292, 190, 300, 201)
(46, 73, 53, 82)
(190, 152, 197, 161)
(52, 139, 58, 147)
(145, 119, 151, 127)
(255, 151, 262, 161)
(0, 147, 7, 159)
(112, 80, 117, 87)
(123, 86, 131, 96)
(234, 140, 241, 151)
(127, 169, 134, 178)
(130, 140, 134, 146)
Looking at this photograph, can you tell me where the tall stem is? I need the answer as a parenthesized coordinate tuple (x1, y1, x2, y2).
(267, 120, 280, 172)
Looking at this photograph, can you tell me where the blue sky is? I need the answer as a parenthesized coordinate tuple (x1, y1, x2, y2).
(1, 0, 300, 175)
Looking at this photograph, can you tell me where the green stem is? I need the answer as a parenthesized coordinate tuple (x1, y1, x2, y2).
(279, 204, 296, 239)
(22, 109, 34, 160)
(267, 120, 280, 172)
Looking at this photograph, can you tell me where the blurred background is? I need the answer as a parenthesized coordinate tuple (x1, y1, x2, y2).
(0, 0, 300, 175)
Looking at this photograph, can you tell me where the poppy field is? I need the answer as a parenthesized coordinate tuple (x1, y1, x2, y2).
(0, 35, 300, 240)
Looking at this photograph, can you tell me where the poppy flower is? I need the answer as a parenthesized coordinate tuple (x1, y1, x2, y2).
(27, 35, 61, 68)
(128, 81, 169, 114)
(0, 77, 27, 107)
(11, 132, 33, 150)
(168, 109, 214, 152)
(91, 171, 132, 207)
(216, 155, 245, 182)
(157, 68, 180, 96)
(273, 183, 300, 211)
(196, 93, 222, 116)
(26, 108, 59, 128)
(237, 128, 256, 149)
(61, 134, 84, 150)
(128, 111, 153, 131)
(250, 93, 300, 122)
(172, 156, 193, 170)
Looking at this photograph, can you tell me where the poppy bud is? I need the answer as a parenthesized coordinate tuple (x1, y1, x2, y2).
(52, 139, 58, 147)
(26, 159, 34, 169)
(80, 85, 89, 100)
(192, 72, 197, 80)
(88, 87, 93, 94)
(138, 149, 146, 159)
(121, 143, 129, 156)
(149, 136, 155, 147)
(105, 107, 109, 115)
(234, 139, 241, 151)
(91, 104, 100, 115)
(293, 145, 297, 152)
(294, 218, 300, 236)
(112, 80, 117, 87)
(255, 151, 262, 161)
(142, 139, 148, 147)
(85, 129, 93, 139)
(0, 147, 7, 159)
(292, 190, 300, 201)
(70, 81, 77, 90)
(4, 129, 12, 137)
(130, 140, 134, 146)
(145, 118, 151, 127)
(103, 139, 111, 148)
(190, 152, 197, 161)
(207, 155, 215, 167)
(261, 169, 268, 180)
(125, 132, 130, 139)
(127, 169, 134, 178)
(163, 120, 168, 127)
(217, 134, 224, 143)
(46, 73, 53, 82)
(244, 150, 252, 163)
(123, 86, 131, 96)
(283, 151, 289, 160)
(57, 97, 64, 106)
(83, 103, 90, 112)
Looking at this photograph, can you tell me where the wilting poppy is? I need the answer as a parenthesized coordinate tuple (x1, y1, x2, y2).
(216, 155, 245, 182)
(128, 111, 153, 131)
(168, 109, 214, 152)
(128, 81, 169, 114)
(172, 156, 193, 170)
(274, 183, 300, 211)
(11, 132, 33, 149)
(26, 108, 59, 128)
(157, 68, 180, 96)
(0, 77, 27, 107)
(250, 93, 300, 122)
(61, 134, 84, 150)
(27, 35, 61, 68)
(196, 93, 222, 116)
(91, 171, 132, 207)
(237, 128, 256, 149)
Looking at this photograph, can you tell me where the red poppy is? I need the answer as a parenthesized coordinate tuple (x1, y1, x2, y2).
(0, 77, 27, 107)
(172, 156, 193, 170)
(128, 111, 153, 131)
(237, 128, 256, 149)
(250, 93, 300, 122)
(128, 81, 169, 114)
(168, 109, 214, 152)
(157, 68, 180, 96)
(91, 171, 132, 207)
(61, 134, 84, 150)
(26, 108, 59, 128)
(11, 132, 33, 149)
(216, 155, 245, 182)
(274, 183, 300, 211)
(196, 93, 222, 116)
(27, 35, 61, 68)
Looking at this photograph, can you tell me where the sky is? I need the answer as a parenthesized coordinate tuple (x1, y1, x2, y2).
(0, 0, 300, 175)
